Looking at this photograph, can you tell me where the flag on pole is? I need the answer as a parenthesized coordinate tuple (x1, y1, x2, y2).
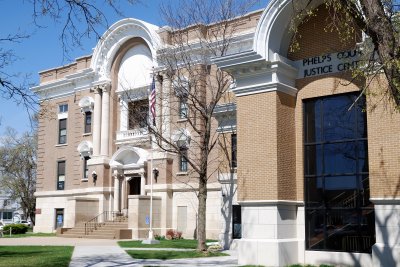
(149, 75, 156, 126)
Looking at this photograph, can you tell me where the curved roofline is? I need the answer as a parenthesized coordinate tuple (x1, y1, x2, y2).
(253, 0, 323, 61)
(91, 18, 161, 81)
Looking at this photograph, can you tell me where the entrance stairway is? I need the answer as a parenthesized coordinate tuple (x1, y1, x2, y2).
(58, 211, 128, 239)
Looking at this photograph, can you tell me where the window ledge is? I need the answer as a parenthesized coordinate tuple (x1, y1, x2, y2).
(176, 172, 188, 176)
(82, 133, 92, 137)
(55, 144, 68, 147)
(81, 178, 89, 182)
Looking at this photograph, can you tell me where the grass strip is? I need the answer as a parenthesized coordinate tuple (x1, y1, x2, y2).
(119, 239, 216, 249)
(0, 246, 73, 267)
(126, 249, 228, 260)
(2, 232, 56, 238)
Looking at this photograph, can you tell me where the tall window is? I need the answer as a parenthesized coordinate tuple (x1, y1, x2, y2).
(58, 119, 67, 144)
(57, 161, 66, 190)
(128, 100, 148, 129)
(179, 149, 188, 172)
(83, 157, 89, 180)
(84, 112, 92, 133)
(231, 134, 237, 168)
(304, 92, 374, 253)
(179, 97, 188, 119)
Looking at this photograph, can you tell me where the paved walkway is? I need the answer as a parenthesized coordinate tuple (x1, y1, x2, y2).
(0, 237, 239, 267)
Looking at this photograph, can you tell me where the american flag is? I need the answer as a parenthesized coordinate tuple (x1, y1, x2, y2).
(149, 76, 156, 126)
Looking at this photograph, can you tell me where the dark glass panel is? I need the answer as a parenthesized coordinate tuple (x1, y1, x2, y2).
(305, 145, 323, 176)
(323, 96, 355, 141)
(306, 209, 325, 250)
(356, 97, 368, 138)
(324, 142, 356, 174)
(305, 177, 324, 207)
(232, 134, 237, 168)
(324, 176, 358, 208)
(358, 140, 369, 173)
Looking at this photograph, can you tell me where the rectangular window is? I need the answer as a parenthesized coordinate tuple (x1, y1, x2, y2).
(128, 100, 148, 129)
(180, 150, 188, 172)
(303, 93, 375, 253)
(179, 98, 188, 119)
(83, 157, 89, 179)
(232, 205, 241, 239)
(57, 161, 66, 190)
(231, 134, 237, 168)
(84, 112, 92, 133)
(59, 119, 67, 144)
(59, 104, 68, 113)
(3, 211, 12, 220)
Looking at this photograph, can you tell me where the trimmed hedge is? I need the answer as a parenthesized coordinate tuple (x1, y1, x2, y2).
(3, 224, 29, 234)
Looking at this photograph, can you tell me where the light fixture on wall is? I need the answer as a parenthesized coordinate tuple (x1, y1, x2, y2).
(153, 168, 159, 183)
(92, 171, 97, 184)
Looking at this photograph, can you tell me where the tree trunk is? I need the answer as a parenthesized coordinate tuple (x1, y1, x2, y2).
(197, 174, 208, 251)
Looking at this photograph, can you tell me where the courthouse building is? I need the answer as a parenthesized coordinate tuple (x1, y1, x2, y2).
(33, 0, 400, 266)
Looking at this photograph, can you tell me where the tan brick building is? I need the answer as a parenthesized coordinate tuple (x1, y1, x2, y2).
(33, 1, 400, 266)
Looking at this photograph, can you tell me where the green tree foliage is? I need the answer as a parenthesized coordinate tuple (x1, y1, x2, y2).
(0, 128, 37, 224)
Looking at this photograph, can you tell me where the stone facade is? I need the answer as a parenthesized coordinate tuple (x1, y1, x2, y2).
(33, 1, 400, 266)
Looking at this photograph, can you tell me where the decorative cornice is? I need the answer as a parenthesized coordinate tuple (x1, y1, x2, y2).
(91, 18, 161, 81)
(31, 68, 95, 100)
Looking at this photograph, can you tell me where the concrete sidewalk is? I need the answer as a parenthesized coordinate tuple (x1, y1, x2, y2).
(70, 245, 238, 267)
(0, 237, 239, 267)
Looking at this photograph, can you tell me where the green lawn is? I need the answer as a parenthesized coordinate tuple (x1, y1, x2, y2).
(1, 232, 56, 238)
(126, 250, 228, 260)
(0, 246, 74, 267)
(118, 239, 217, 249)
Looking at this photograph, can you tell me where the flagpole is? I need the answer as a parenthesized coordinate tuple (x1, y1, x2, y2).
(149, 149, 154, 239)
(143, 67, 159, 244)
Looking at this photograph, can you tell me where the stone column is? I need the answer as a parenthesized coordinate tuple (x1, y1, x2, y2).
(113, 175, 120, 212)
(92, 88, 102, 156)
(100, 84, 111, 157)
(121, 177, 127, 210)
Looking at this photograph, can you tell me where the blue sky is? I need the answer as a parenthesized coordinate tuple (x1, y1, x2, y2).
(0, 0, 268, 134)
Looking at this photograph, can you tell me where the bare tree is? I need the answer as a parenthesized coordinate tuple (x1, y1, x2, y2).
(291, 0, 400, 108)
(0, 128, 37, 225)
(1, 0, 140, 114)
(116, 0, 258, 251)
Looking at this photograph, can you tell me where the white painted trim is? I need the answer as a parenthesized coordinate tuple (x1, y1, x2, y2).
(91, 18, 161, 81)
(238, 200, 304, 206)
(233, 81, 298, 97)
(34, 187, 113, 197)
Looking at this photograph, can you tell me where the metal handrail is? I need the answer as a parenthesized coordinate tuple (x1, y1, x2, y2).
(84, 211, 125, 235)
